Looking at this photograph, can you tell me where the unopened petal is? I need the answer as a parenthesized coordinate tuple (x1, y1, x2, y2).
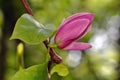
(61, 12, 94, 26)
(55, 19, 90, 47)
(55, 12, 94, 48)
(57, 13, 94, 35)
(63, 42, 92, 50)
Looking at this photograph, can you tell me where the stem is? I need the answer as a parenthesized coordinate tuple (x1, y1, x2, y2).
(21, 0, 33, 16)
(21, 0, 62, 73)
(17, 43, 24, 70)
(43, 40, 62, 64)
(18, 54, 24, 70)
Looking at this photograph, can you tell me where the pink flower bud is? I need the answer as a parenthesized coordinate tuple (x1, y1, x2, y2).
(54, 12, 94, 50)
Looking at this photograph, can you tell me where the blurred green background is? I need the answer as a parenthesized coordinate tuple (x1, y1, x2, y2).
(0, 0, 120, 80)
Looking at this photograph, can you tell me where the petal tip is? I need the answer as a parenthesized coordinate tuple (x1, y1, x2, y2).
(89, 13, 94, 21)
(87, 44, 92, 49)
(63, 42, 92, 51)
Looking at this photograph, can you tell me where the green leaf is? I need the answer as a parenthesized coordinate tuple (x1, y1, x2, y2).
(48, 43, 57, 48)
(10, 14, 55, 45)
(51, 63, 69, 77)
(12, 63, 48, 80)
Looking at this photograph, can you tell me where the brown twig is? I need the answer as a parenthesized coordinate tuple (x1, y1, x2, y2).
(21, 0, 33, 16)
(43, 40, 62, 64)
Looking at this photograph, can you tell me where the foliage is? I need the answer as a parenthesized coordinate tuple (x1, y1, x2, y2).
(12, 63, 48, 80)
(10, 14, 55, 45)
(51, 63, 69, 77)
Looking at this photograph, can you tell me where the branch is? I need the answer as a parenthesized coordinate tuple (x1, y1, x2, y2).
(21, 0, 33, 16)
(20, 0, 62, 73)
(43, 40, 62, 64)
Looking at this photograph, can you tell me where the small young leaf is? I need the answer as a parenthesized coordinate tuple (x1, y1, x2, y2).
(51, 63, 69, 77)
(10, 14, 55, 45)
(12, 63, 48, 80)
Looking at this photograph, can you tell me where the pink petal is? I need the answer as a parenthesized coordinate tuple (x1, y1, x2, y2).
(55, 13, 94, 43)
(55, 19, 90, 48)
(77, 25, 92, 40)
(61, 12, 94, 26)
(63, 42, 92, 50)
(57, 13, 94, 34)
(55, 12, 94, 48)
